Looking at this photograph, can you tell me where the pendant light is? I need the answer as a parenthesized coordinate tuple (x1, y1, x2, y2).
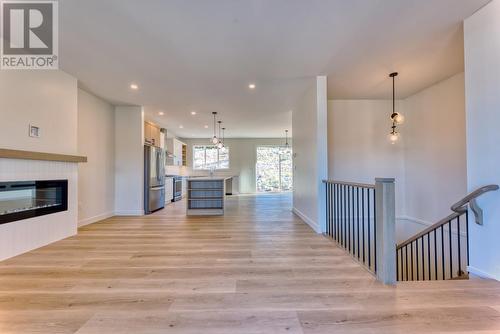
(216, 121, 224, 149)
(220, 127, 227, 152)
(284, 129, 289, 147)
(211, 112, 219, 144)
(388, 72, 404, 144)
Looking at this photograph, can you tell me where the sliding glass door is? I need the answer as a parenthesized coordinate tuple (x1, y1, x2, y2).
(256, 146, 293, 193)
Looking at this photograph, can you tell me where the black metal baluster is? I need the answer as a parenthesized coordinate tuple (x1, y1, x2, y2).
(330, 184, 333, 238)
(351, 185, 355, 256)
(427, 233, 431, 281)
(328, 184, 332, 237)
(373, 188, 377, 273)
(343, 184, 346, 248)
(326, 184, 330, 237)
(457, 216, 462, 276)
(362, 188, 365, 264)
(397, 249, 400, 281)
(466, 210, 469, 267)
(348, 186, 351, 253)
(357, 187, 360, 260)
(367, 189, 371, 269)
(441, 225, 445, 280)
(405, 245, 409, 281)
(421, 236, 425, 281)
(449, 220, 453, 279)
(411, 242, 414, 280)
(334, 184, 337, 242)
(416, 239, 419, 280)
(337, 184, 340, 243)
(344, 185, 347, 250)
(434, 229, 438, 280)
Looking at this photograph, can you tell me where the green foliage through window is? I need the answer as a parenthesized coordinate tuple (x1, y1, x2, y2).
(193, 145, 230, 170)
(256, 146, 293, 192)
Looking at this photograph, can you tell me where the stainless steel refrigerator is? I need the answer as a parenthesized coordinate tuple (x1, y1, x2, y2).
(144, 145, 166, 214)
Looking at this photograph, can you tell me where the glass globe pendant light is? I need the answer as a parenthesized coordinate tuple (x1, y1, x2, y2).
(216, 121, 224, 149)
(388, 72, 403, 143)
(211, 112, 219, 144)
(220, 127, 226, 152)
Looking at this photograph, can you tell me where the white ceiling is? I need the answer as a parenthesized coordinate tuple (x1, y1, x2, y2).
(60, 0, 490, 138)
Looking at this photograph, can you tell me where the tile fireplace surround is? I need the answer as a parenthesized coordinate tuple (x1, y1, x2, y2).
(0, 150, 85, 261)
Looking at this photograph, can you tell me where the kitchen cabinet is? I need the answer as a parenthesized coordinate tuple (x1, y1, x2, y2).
(165, 177, 174, 204)
(144, 122, 161, 147)
(186, 178, 226, 216)
(167, 138, 187, 166)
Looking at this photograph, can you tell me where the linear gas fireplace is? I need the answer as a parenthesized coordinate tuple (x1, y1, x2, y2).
(0, 180, 68, 225)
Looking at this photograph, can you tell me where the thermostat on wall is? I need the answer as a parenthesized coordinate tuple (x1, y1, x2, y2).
(29, 125, 40, 138)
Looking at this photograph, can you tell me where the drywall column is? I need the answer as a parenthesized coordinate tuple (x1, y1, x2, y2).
(292, 76, 328, 233)
(114, 106, 144, 215)
(464, 0, 500, 280)
(375, 178, 396, 285)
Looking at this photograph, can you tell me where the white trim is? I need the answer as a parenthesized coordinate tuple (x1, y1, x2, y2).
(398, 215, 431, 227)
(293, 207, 320, 233)
(114, 210, 144, 216)
(78, 212, 114, 227)
(468, 265, 500, 281)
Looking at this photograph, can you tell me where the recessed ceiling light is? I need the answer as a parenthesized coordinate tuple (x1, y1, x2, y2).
(179, 125, 184, 129)
(130, 83, 139, 90)
(204, 125, 209, 129)
(191, 111, 197, 115)
(248, 83, 256, 90)
(158, 111, 164, 116)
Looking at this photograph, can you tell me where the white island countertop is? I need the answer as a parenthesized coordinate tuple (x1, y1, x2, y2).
(187, 176, 234, 181)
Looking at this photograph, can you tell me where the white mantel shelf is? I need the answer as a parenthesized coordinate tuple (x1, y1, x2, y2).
(0, 148, 87, 163)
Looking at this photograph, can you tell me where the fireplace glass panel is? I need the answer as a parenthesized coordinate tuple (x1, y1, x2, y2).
(0, 180, 68, 225)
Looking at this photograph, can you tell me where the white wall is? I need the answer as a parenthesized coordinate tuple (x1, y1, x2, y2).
(0, 70, 78, 260)
(403, 73, 466, 224)
(181, 138, 286, 194)
(77, 89, 115, 226)
(464, 0, 500, 280)
(292, 76, 328, 233)
(114, 106, 144, 215)
(328, 100, 406, 216)
(0, 71, 78, 154)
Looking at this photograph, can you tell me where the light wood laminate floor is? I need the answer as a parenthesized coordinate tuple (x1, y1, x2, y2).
(0, 194, 499, 333)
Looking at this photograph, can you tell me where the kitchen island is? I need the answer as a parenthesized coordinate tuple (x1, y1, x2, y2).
(186, 177, 228, 215)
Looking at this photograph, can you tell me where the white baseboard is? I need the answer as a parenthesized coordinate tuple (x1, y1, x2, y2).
(78, 211, 114, 227)
(114, 210, 144, 216)
(468, 265, 500, 281)
(293, 207, 320, 233)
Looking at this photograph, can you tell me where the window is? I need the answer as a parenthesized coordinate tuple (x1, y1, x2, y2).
(193, 145, 230, 170)
(256, 146, 293, 192)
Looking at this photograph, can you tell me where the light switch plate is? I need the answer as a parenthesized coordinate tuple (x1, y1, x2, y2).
(29, 124, 40, 138)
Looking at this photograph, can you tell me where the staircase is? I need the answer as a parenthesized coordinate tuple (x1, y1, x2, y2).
(323, 179, 498, 283)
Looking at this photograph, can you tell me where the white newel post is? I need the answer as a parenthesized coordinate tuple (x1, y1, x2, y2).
(375, 178, 396, 285)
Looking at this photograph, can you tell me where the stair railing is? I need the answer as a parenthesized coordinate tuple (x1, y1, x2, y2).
(323, 178, 396, 284)
(396, 185, 498, 281)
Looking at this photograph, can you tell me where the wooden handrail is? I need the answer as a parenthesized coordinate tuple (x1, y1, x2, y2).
(322, 179, 375, 189)
(397, 184, 498, 249)
(451, 184, 499, 213)
(397, 212, 461, 249)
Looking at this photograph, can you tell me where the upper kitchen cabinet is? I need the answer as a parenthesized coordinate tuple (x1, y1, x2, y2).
(166, 137, 187, 166)
(144, 121, 161, 147)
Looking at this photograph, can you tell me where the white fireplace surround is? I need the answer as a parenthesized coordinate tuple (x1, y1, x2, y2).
(0, 158, 78, 261)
